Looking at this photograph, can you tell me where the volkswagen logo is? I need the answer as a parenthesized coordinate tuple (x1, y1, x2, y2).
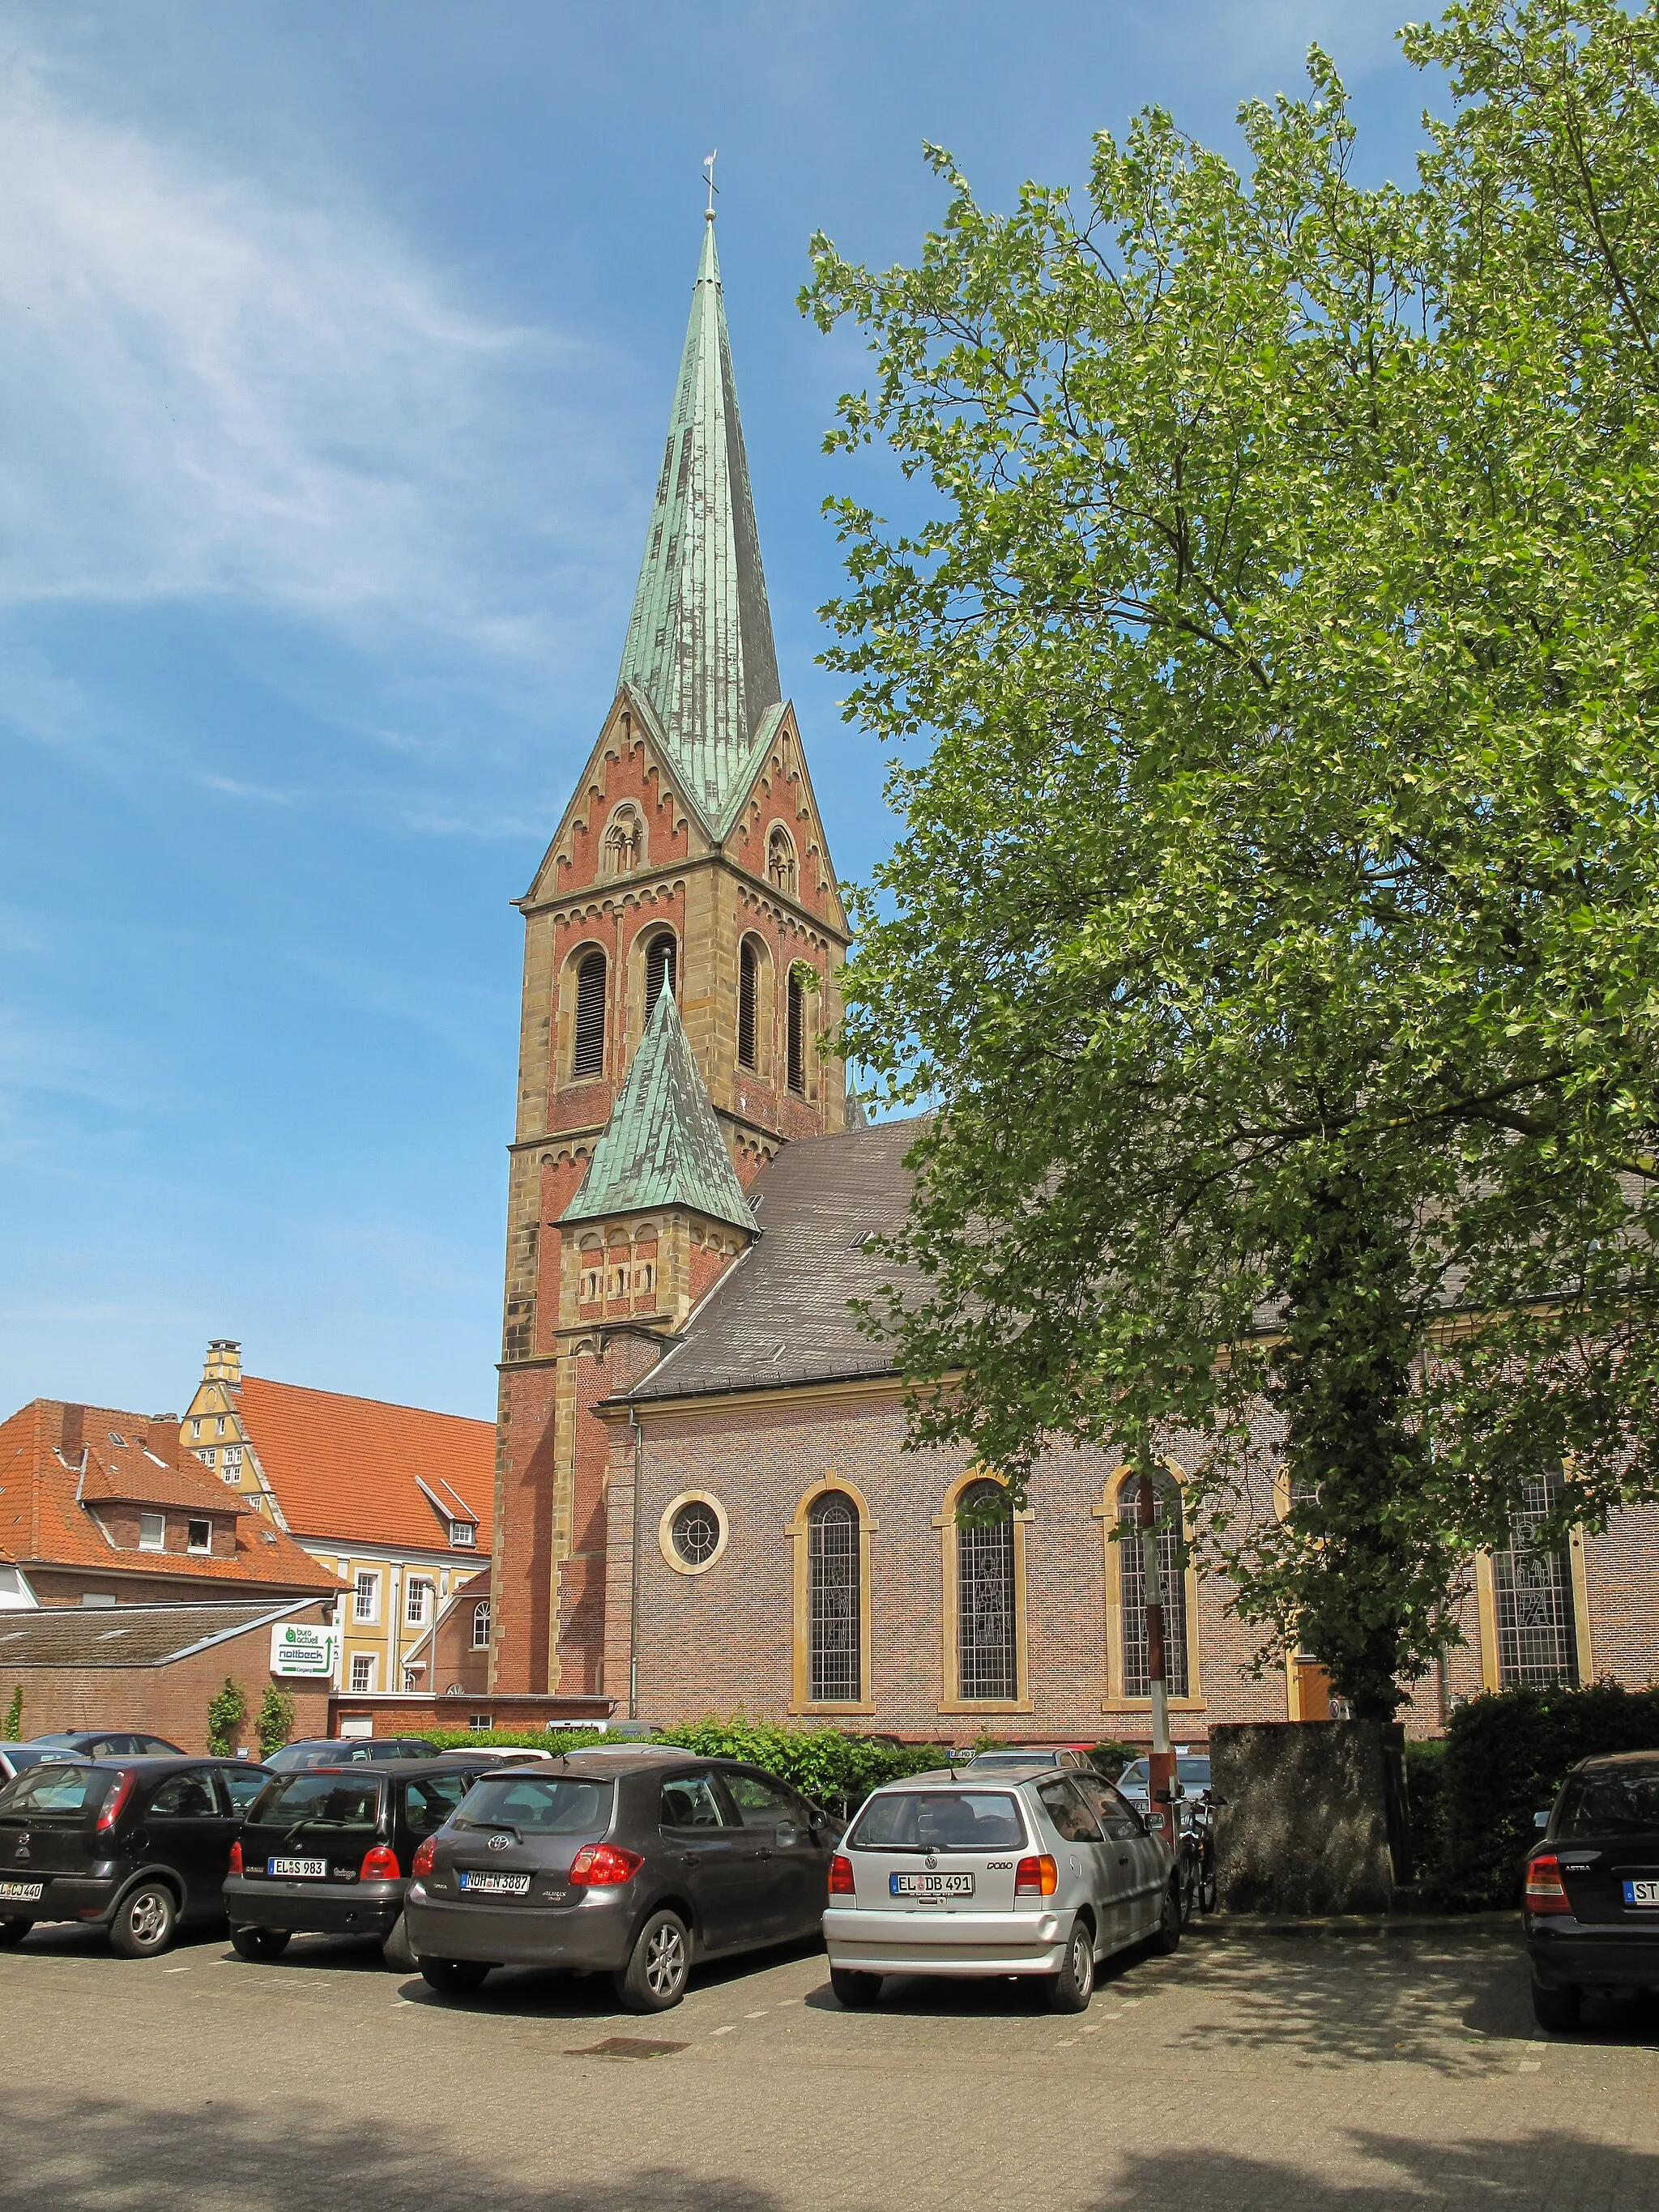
(487, 1831, 512, 1852)
(925, 1853, 937, 1870)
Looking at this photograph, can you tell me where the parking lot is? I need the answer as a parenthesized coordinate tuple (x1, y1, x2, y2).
(6, 1920, 1659, 2211)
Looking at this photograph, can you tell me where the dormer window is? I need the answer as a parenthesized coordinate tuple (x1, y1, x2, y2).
(139, 1512, 165, 1552)
(450, 1519, 476, 1549)
(187, 1519, 212, 1555)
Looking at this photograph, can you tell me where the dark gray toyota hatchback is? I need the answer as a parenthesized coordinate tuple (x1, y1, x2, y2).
(402, 1750, 836, 2010)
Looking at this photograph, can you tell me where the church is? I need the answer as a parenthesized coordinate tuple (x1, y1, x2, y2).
(484, 215, 1659, 1748)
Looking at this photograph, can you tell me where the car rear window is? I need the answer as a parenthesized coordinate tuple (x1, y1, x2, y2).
(403, 1773, 474, 1834)
(455, 1775, 614, 1835)
(847, 1789, 1027, 1852)
(250, 1774, 385, 1829)
(1556, 1763, 1659, 1839)
(0, 1764, 114, 1818)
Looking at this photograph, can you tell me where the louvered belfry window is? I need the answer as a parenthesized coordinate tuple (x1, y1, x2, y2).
(957, 1479, 1016, 1700)
(808, 1491, 860, 1702)
(646, 931, 677, 1010)
(738, 940, 759, 1070)
(787, 970, 806, 1094)
(1494, 1465, 1580, 1689)
(1118, 1473, 1190, 1698)
(573, 950, 607, 1077)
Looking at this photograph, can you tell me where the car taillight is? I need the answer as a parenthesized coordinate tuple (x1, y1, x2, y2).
(1014, 1854, 1058, 1897)
(411, 1837, 437, 1880)
(95, 1770, 135, 1835)
(1525, 1855, 1572, 1915)
(569, 1843, 644, 1887)
(228, 1840, 243, 1874)
(827, 1854, 855, 1896)
(360, 1844, 401, 1881)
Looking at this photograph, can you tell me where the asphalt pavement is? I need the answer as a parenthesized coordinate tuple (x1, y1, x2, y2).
(4, 1917, 1657, 2210)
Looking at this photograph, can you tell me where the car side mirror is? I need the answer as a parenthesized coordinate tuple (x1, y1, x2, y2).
(1534, 1809, 1550, 1829)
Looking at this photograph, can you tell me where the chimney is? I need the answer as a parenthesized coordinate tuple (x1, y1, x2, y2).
(204, 1339, 242, 1386)
(59, 1402, 85, 1463)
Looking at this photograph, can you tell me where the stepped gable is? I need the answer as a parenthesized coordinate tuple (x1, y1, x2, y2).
(561, 981, 757, 1236)
(624, 1117, 928, 1401)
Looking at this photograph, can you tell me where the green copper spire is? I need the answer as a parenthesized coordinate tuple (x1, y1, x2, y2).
(561, 982, 757, 1235)
(617, 219, 782, 825)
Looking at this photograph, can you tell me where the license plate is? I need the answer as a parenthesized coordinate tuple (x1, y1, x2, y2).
(458, 1869, 530, 1897)
(889, 1871, 975, 1899)
(267, 1856, 327, 1879)
(0, 1879, 44, 1903)
(1623, 1878, 1659, 1907)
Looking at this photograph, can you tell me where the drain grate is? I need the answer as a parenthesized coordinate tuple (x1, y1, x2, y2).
(565, 2035, 689, 2060)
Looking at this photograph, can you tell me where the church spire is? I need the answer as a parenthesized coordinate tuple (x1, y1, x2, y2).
(616, 219, 782, 825)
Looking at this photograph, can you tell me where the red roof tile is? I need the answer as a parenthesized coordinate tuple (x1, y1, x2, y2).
(233, 1377, 494, 1554)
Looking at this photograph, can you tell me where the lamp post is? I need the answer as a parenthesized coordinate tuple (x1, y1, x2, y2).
(1136, 1471, 1179, 1856)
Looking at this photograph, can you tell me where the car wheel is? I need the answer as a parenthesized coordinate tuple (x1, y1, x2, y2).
(420, 1958, 493, 1997)
(830, 1967, 883, 2010)
(615, 1909, 691, 2013)
(1151, 1881, 1182, 1955)
(230, 1926, 291, 1963)
(109, 1881, 179, 1959)
(1045, 1921, 1095, 2014)
(381, 1912, 416, 1973)
(0, 1916, 32, 1948)
(1530, 1977, 1581, 2032)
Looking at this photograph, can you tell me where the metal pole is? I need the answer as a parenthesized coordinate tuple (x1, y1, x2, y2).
(628, 1409, 642, 1722)
(1137, 1472, 1177, 1854)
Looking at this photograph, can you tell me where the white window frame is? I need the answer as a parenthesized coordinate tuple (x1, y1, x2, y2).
(405, 1578, 432, 1626)
(450, 1520, 476, 1549)
(352, 1571, 381, 1625)
(138, 1511, 166, 1553)
(349, 1652, 377, 1694)
(186, 1518, 212, 1556)
(472, 1599, 491, 1650)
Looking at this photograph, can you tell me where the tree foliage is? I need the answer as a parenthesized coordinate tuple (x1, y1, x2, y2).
(803, 0, 1659, 1713)
(206, 1676, 248, 1759)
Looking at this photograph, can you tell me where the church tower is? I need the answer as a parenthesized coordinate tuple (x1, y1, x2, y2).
(488, 215, 851, 1697)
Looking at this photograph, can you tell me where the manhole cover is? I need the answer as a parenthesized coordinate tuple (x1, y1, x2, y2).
(565, 2036, 689, 2060)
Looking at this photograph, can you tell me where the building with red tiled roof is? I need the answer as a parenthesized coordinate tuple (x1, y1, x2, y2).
(178, 1341, 493, 1699)
(0, 1396, 339, 1609)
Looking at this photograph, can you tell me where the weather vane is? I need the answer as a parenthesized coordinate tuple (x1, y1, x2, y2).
(702, 149, 719, 220)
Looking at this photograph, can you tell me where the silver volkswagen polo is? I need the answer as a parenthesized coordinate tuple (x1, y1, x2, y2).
(823, 1764, 1179, 2012)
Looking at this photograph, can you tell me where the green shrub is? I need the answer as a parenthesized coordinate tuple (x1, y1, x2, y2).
(3, 1684, 21, 1740)
(206, 1676, 248, 1758)
(255, 1686, 296, 1760)
(1405, 1737, 1449, 1882)
(1090, 1740, 1141, 1779)
(1428, 1682, 1659, 1908)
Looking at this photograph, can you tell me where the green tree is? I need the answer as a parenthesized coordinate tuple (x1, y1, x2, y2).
(255, 1685, 296, 1760)
(803, 1, 1659, 1714)
(206, 1676, 248, 1758)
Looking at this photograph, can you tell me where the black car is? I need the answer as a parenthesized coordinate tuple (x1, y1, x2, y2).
(0, 1755, 271, 1956)
(1525, 1750, 1659, 2028)
(262, 1735, 440, 1771)
(403, 1750, 837, 2011)
(224, 1756, 497, 1967)
(29, 1730, 186, 1758)
(0, 1742, 92, 1784)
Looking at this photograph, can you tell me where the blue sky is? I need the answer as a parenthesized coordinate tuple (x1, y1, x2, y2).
(1, 1, 1439, 1421)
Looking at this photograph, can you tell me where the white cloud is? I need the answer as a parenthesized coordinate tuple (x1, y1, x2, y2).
(0, 56, 629, 662)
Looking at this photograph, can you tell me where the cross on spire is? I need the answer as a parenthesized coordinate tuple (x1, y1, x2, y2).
(702, 149, 719, 221)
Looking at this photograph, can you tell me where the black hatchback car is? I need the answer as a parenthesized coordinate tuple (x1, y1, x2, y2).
(224, 1756, 497, 1966)
(262, 1735, 440, 1771)
(1525, 1750, 1659, 2028)
(0, 1755, 270, 1956)
(403, 1750, 837, 2010)
(29, 1730, 186, 1758)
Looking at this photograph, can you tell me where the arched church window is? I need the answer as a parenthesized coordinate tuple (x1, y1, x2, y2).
(645, 930, 677, 1011)
(572, 950, 607, 1079)
(1117, 1471, 1190, 1698)
(1493, 1464, 1580, 1688)
(787, 969, 807, 1095)
(471, 1600, 491, 1651)
(957, 1479, 1016, 1700)
(768, 825, 797, 897)
(738, 940, 760, 1071)
(603, 807, 644, 876)
(808, 1492, 860, 1703)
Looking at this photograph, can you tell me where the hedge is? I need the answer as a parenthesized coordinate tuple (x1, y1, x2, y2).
(1422, 1682, 1659, 1909)
(422, 1720, 1141, 1815)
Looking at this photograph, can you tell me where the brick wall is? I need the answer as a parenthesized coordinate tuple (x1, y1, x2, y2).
(327, 1692, 611, 1737)
(0, 1606, 335, 1755)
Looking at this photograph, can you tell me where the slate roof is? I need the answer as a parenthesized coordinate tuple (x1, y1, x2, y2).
(616, 218, 783, 830)
(0, 1599, 314, 1669)
(624, 1117, 927, 1403)
(561, 983, 757, 1236)
(0, 1400, 337, 1592)
(232, 1376, 494, 1554)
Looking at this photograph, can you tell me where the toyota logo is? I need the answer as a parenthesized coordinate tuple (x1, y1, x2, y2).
(487, 1831, 512, 1852)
